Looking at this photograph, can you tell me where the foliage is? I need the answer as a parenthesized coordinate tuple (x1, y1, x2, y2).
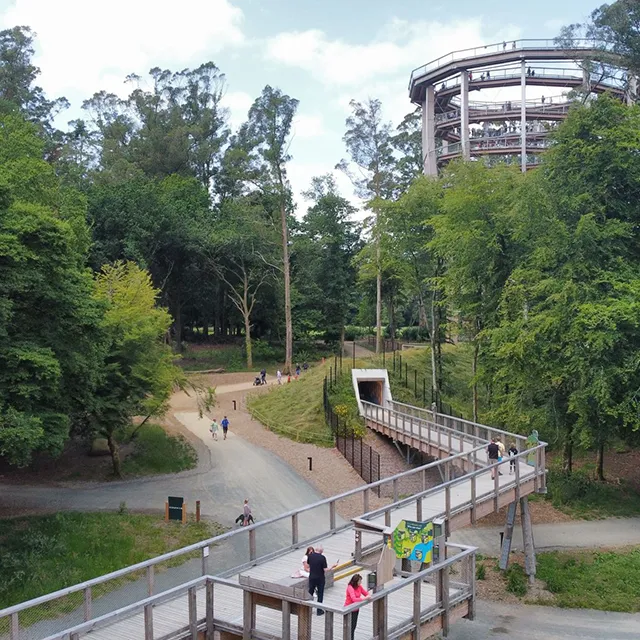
(120, 424, 197, 476)
(0, 512, 221, 608)
(475, 563, 486, 580)
(505, 562, 528, 597)
(537, 548, 640, 612)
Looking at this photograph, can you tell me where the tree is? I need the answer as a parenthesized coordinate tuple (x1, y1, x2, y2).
(338, 98, 396, 355)
(91, 262, 183, 476)
(209, 198, 277, 367)
(430, 161, 521, 422)
(391, 108, 423, 190)
(246, 86, 299, 373)
(294, 175, 361, 347)
(0, 114, 100, 466)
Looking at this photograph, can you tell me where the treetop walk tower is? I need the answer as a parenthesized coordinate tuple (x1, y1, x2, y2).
(409, 38, 633, 175)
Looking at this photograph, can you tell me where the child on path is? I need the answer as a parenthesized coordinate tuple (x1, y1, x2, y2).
(277, 369, 282, 384)
(221, 416, 229, 440)
(210, 419, 219, 441)
(508, 442, 518, 474)
(295, 364, 301, 378)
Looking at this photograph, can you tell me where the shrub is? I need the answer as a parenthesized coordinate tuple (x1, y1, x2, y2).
(476, 564, 486, 580)
(505, 563, 528, 597)
(344, 325, 374, 341)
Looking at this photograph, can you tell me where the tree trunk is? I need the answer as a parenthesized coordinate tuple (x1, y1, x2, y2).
(281, 199, 293, 374)
(562, 423, 573, 474)
(340, 325, 345, 356)
(596, 442, 605, 481)
(472, 340, 479, 423)
(376, 237, 382, 355)
(243, 276, 253, 369)
(418, 295, 428, 329)
(173, 295, 183, 353)
(429, 290, 439, 404)
(107, 433, 122, 478)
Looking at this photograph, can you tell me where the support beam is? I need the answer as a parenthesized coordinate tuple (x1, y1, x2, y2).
(498, 501, 517, 570)
(521, 60, 527, 173)
(520, 496, 537, 584)
(423, 85, 438, 175)
(460, 71, 470, 160)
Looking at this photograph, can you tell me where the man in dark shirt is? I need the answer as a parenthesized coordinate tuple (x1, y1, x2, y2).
(487, 438, 500, 480)
(307, 545, 337, 615)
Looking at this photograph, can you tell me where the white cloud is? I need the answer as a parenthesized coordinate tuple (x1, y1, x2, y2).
(292, 114, 325, 139)
(266, 19, 521, 87)
(222, 90, 254, 128)
(1, 0, 245, 99)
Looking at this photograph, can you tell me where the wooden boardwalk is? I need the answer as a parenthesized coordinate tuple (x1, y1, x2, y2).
(7, 400, 545, 640)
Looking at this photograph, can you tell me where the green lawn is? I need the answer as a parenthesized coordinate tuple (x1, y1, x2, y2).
(0, 512, 223, 611)
(536, 548, 640, 612)
(247, 363, 334, 445)
(121, 423, 198, 475)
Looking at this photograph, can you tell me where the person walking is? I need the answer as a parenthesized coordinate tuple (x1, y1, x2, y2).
(222, 416, 229, 440)
(242, 499, 252, 526)
(303, 362, 308, 374)
(508, 442, 519, 474)
(277, 369, 282, 384)
(344, 573, 370, 638)
(210, 419, 219, 441)
(260, 368, 267, 385)
(496, 437, 506, 475)
(487, 438, 500, 480)
(295, 364, 301, 379)
(307, 545, 338, 615)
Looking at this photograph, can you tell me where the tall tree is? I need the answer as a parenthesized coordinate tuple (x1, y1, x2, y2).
(391, 108, 423, 190)
(338, 98, 396, 355)
(246, 86, 299, 373)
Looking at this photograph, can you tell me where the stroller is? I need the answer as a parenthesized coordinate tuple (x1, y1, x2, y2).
(235, 513, 255, 525)
(253, 376, 262, 386)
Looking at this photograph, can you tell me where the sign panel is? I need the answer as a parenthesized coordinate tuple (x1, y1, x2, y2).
(391, 519, 434, 563)
(168, 496, 184, 521)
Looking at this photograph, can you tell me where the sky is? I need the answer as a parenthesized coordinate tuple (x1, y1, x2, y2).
(0, 0, 598, 211)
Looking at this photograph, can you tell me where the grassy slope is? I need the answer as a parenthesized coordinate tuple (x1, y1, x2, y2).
(0, 513, 222, 609)
(246, 363, 334, 445)
(121, 424, 198, 476)
(536, 548, 640, 612)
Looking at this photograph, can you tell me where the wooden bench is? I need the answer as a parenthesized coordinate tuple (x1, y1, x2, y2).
(239, 574, 311, 600)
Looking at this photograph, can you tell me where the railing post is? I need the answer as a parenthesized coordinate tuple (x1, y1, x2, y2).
(324, 610, 335, 640)
(393, 478, 399, 503)
(468, 472, 477, 524)
(494, 465, 500, 512)
(363, 487, 370, 514)
(385, 508, 391, 527)
(188, 586, 198, 639)
(330, 500, 337, 530)
(413, 579, 421, 639)
(249, 528, 257, 561)
(515, 457, 521, 503)
(10, 613, 19, 640)
(144, 603, 154, 640)
(83, 586, 92, 622)
(282, 600, 291, 639)
(206, 578, 215, 640)
(147, 565, 154, 596)
(292, 513, 299, 545)
(445, 486, 451, 536)
(540, 446, 547, 492)
(416, 495, 423, 521)
(201, 545, 209, 575)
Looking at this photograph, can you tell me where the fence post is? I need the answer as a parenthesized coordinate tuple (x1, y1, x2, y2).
(405, 363, 408, 387)
(353, 340, 356, 369)
(414, 369, 418, 396)
(393, 349, 396, 372)
(423, 378, 426, 405)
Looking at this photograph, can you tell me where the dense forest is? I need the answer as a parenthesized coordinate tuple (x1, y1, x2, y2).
(1, 0, 640, 478)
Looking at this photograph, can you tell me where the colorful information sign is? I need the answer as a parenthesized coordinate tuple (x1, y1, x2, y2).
(391, 519, 434, 563)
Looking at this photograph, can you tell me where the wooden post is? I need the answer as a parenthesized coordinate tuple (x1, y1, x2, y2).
(342, 613, 351, 640)
(206, 579, 215, 640)
(329, 500, 337, 530)
(83, 586, 92, 621)
(470, 475, 477, 525)
(201, 545, 209, 575)
(373, 595, 388, 640)
(445, 486, 451, 536)
(196, 500, 201, 523)
(182, 502, 187, 524)
(249, 529, 256, 561)
(146, 565, 155, 596)
(242, 591, 255, 640)
(499, 501, 518, 570)
(10, 613, 19, 640)
(292, 512, 299, 545)
(520, 496, 537, 583)
(440, 564, 450, 636)
(164, 501, 169, 522)
(363, 487, 370, 514)
(393, 478, 399, 503)
(413, 579, 421, 640)
(298, 603, 312, 640)
(493, 467, 500, 512)
(281, 600, 291, 639)
(324, 610, 334, 640)
(469, 552, 477, 621)
(144, 603, 153, 640)
(188, 586, 198, 639)
(416, 496, 423, 521)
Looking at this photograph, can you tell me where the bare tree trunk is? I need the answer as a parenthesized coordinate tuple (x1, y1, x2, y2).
(472, 340, 479, 423)
(418, 296, 428, 329)
(562, 424, 573, 474)
(242, 272, 253, 369)
(281, 199, 293, 374)
(107, 433, 122, 478)
(596, 442, 605, 481)
(429, 289, 439, 403)
(376, 236, 382, 355)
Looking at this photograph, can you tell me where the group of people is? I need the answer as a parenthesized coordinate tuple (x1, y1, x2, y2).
(209, 416, 230, 440)
(275, 362, 308, 384)
(293, 546, 370, 637)
(487, 437, 519, 480)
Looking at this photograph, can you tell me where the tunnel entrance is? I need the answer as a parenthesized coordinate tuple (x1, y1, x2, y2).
(358, 380, 383, 406)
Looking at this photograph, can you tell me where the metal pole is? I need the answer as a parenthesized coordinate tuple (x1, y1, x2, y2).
(352, 339, 356, 369)
(405, 363, 408, 387)
(521, 60, 527, 173)
(414, 370, 418, 396)
(423, 378, 426, 405)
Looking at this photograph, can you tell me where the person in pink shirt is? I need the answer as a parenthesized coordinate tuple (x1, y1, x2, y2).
(344, 573, 370, 638)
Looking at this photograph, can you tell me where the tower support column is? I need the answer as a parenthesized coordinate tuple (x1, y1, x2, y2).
(461, 71, 470, 160)
(520, 61, 527, 173)
(422, 85, 437, 175)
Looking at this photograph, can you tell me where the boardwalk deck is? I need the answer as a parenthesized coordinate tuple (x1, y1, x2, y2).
(4, 399, 545, 640)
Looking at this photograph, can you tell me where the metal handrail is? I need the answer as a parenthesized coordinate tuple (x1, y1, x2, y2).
(409, 38, 616, 84)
